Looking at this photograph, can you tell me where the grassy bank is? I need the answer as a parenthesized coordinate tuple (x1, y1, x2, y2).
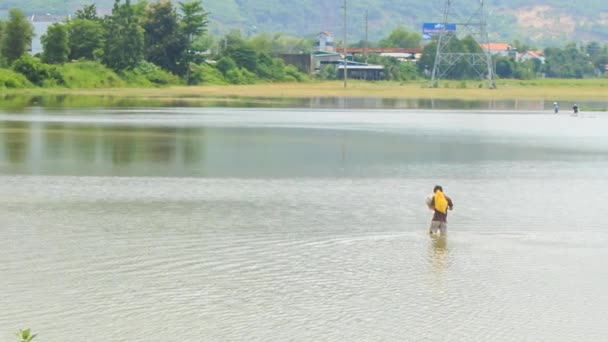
(3, 79, 607, 101)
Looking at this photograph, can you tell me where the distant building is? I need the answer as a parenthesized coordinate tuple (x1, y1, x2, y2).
(336, 47, 422, 60)
(315, 32, 335, 53)
(518, 50, 545, 64)
(337, 61, 384, 80)
(279, 53, 313, 74)
(308, 50, 384, 80)
(29, 14, 70, 55)
(311, 50, 342, 74)
(480, 43, 516, 58)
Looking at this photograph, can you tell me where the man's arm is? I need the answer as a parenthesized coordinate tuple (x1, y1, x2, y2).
(447, 196, 454, 210)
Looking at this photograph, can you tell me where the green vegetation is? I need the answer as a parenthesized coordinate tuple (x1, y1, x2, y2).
(11, 55, 63, 86)
(103, 0, 144, 71)
(41, 23, 69, 64)
(121, 61, 182, 86)
(3, 79, 606, 102)
(0, 1, 312, 89)
(1, 9, 34, 64)
(58, 61, 125, 88)
(0, 68, 32, 88)
(0, 1, 606, 90)
(17, 329, 36, 342)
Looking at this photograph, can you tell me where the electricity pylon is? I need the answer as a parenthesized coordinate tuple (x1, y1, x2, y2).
(430, 0, 495, 88)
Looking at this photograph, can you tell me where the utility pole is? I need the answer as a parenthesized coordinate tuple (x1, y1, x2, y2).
(364, 10, 368, 64)
(343, 0, 348, 88)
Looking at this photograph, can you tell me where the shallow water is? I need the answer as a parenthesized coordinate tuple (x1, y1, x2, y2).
(2, 94, 608, 111)
(1, 107, 607, 341)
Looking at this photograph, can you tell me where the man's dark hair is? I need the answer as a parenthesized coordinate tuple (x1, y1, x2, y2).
(433, 185, 443, 192)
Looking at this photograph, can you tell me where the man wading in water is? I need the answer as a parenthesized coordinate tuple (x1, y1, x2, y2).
(428, 185, 454, 236)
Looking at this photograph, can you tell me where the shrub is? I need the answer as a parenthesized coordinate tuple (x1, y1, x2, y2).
(216, 57, 237, 75)
(319, 66, 337, 80)
(225, 68, 257, 84)
(189, 62, 227, 85)
(11, 55, 63, 86)
(0, 68, 33, 88)
(57, 61, 125, 88)
(121, 62, 181, 87)
(284, 65, 308, 82)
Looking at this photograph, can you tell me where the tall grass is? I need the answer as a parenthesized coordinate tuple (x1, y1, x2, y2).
(0, 68, 32, 88)
(121, 62, 182, 87)
(58, 61, 126, 88)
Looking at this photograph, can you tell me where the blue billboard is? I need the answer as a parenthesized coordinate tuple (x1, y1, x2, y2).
(422, 23, 457, 40)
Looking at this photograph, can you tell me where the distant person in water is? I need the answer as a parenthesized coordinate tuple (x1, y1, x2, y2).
(553, 102, 559, 114)
(572, 103, 579, 115)
(427, 185, 454, 236)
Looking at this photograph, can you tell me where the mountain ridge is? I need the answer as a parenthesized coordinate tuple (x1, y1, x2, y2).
(2, 0, 607, 45)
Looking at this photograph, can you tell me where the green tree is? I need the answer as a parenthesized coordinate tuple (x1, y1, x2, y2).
(419, 35, 483, 80)
(132, 1, 150, 19)
(103, 0, 144, 71)
(511, 40, 531, 54)
(378, 26, 421, 49)
(179, 1, 209, 41)
(585, 41, 602, 59)
(585, 41, 608, 72)
(0, 21, 4, 66)
(349, 39, 376, 49)
(1, 9, 34, 64)
(459, 35, 483, 79)
(216, 56, 237, 75)
(594, 54, 608, 74)
(41, 23, 69, 64)
(417, 41, 437, 76)
(495, 56, 515, 78)
(398, 62, 417, 81)
(179, 0, 209, 82)
(222, 31, 257, 72)
(544, 43, 594, 78)
(75, 4, 99, 20)
(513, 59, 537, 79)
(143, 0, 186, 74)
(249, 33, 313, 54)
(255, 52, 287, 80)
(191, 34, 214, 55)
(67, 18, 105, 60)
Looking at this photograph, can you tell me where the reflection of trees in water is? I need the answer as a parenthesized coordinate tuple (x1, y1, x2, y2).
(2, 122, 29, 164)
(100, 127, 207, 167)
(304, 97, 564, 110)
(1, 121, 207, 174)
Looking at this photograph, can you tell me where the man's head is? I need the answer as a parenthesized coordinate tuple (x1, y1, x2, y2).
(433, 185, 443, 193)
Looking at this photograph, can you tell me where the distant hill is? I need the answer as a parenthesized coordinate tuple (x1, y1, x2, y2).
(3, 0, 608, 45)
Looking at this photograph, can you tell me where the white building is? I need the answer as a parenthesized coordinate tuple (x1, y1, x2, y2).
(315, 32, 334, 52)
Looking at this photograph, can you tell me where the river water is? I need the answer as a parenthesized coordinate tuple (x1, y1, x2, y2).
(1, 107, 607, 341)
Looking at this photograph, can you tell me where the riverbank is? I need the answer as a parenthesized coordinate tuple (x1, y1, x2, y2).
(2, 79, 607, 113)
(2, 79, 607, 101)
